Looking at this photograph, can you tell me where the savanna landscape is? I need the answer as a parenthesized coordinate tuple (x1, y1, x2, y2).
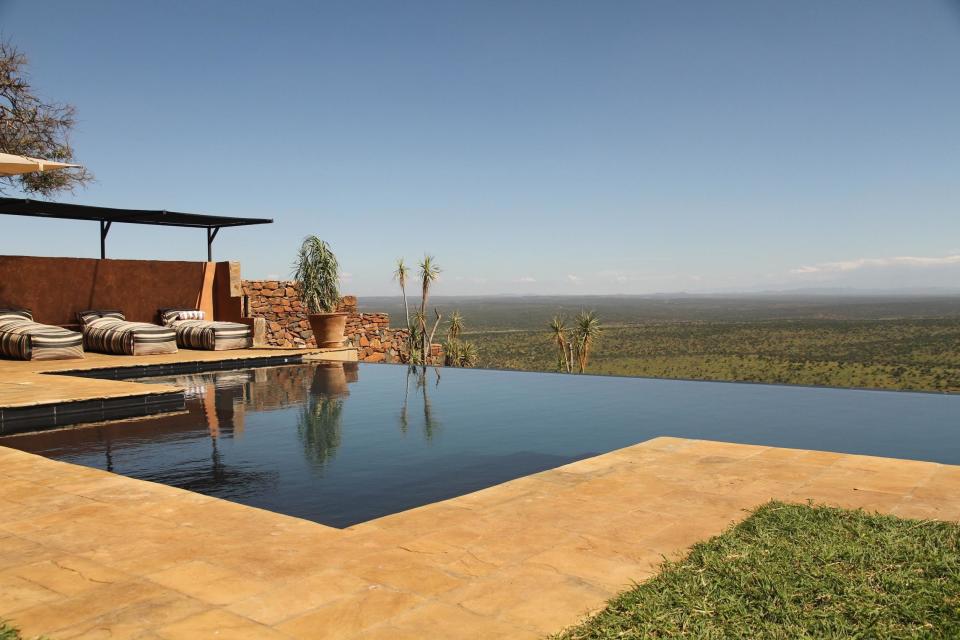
(362, 294, 960, 392)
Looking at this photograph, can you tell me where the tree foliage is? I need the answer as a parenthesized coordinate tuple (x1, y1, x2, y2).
(0, 41, 93, 196)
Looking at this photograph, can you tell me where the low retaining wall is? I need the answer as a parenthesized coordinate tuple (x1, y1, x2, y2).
(242, 280, 433, 363)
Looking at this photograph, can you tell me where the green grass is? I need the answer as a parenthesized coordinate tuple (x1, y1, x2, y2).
(0, 622, 25, 640)
(556, 502, 960, 639)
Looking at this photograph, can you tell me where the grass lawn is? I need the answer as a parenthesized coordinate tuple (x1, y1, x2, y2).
(0, 622, 26, 640)
(557, 501, 960, 639)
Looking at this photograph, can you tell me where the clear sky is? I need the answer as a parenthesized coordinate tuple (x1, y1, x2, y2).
(2, 1, 959, 295)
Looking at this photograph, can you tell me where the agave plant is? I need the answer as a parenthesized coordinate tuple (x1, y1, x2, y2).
(443, 337, 479, 367)
(293, 236, 340, 314)
(572, 310, 601, 373)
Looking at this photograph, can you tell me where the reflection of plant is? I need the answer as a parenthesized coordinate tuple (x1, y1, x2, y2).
(298, 396, 343, 467)
(400, 366, 441, 439)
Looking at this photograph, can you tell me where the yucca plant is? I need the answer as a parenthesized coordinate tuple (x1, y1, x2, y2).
(572, 310, 601, 373)
(293, 236, 340, 313)
(447, 310, 464, 341)
(394, 258, 413, 359)
(549, 315, 572, 373)
(418, 255, 441, 362)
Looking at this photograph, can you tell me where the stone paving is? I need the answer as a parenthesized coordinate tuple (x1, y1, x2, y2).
(0, 347, 355, 409)
(2, 436, 959, 639)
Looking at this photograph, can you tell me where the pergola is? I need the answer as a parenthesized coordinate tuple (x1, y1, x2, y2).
(0, 197, 272, 261)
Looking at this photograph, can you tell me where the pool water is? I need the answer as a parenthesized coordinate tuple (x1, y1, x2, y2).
(2, 363, 958, 527)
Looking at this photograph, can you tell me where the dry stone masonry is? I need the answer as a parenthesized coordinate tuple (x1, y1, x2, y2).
(242, 280, 427, 362)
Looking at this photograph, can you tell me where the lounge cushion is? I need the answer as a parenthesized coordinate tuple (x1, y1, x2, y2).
(0, 314, 83, 361)
(169, 319, 252, 351)
(82, 317, 177, 356)
(159, 308, 205, 325)
(77, 310, 125, 327)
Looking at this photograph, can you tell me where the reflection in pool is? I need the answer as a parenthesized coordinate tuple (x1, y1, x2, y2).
(2, 363, 958, 527)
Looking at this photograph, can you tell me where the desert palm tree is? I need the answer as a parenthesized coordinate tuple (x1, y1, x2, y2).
(418, 255, 441, 362)
(573, 310, 601, 373)
(447, 310, 464, 341)
(394, 258, 412, 354)
(549, 315, 571, 373)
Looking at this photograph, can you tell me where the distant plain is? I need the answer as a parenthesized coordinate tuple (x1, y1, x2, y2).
(361, 295, 960, 392)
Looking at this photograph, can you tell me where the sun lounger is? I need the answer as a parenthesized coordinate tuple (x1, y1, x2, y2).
(0, 309, 84, 361)
(78, 310, 177, 356)
(160, 309, 253, 351)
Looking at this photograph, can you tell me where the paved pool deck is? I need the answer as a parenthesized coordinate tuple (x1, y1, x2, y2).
(2, 436, 958, 639)
(0, 347, 356, 409)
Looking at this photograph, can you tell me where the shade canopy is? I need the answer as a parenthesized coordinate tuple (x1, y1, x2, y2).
(0, 197, 273, 261)
(0, 152, 80, 176)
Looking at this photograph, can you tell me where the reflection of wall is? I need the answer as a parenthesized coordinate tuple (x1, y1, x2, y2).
(0, 255, 247, 327)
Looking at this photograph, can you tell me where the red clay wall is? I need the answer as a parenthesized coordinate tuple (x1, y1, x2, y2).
(0, 255, 242, 327)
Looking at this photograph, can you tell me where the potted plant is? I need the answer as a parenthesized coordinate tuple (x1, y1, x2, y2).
(293, 236, 346, 347)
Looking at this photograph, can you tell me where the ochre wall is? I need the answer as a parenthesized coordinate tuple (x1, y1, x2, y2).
(0, 255, 243, 327)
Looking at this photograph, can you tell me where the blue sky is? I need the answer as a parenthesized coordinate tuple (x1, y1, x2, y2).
(2, 1, 959, 295)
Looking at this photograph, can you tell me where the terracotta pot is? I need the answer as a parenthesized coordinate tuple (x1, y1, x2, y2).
(307, 313, 347, 348)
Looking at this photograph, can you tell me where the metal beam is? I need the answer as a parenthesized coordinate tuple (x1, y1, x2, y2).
(100, 220, 112, 259)
(207, 226, 221, 261)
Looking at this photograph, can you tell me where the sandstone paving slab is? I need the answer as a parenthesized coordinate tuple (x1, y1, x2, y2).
(2, 436, 959, 638)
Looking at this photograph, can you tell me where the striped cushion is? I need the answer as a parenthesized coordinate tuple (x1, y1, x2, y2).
(0, 308, 33, 321)
(0, 317, 83, 361)
(77, 310, 125, 327)
(83, 318, 177, 356)
(159, 309, 206, 325)
(170, 319, 252, 351)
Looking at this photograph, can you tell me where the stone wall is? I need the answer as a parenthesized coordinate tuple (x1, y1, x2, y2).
(241, 280, 429, 363)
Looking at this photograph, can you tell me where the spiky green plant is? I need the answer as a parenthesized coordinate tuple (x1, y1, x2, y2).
(459, 341, 478, 367)
(573, 310, 601, 373)
(549, 315, 571, 373)
(394, 258, 413, 358)
(447, 310, 464, 341)
(443, 338, 479, 367)
(418, 255, 441, 362)
(293, 236, 340, 313)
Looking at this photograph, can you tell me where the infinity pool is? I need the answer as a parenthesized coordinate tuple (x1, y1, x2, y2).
(2, 363, 958, 527)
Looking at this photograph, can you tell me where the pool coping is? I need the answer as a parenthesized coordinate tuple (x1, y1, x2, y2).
(1, 436, 958, 638)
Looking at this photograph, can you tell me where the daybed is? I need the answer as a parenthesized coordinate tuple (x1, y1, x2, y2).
(160, 309, 253, 351)
(78, 310, 178, 356)
(0, 309, 84, 361)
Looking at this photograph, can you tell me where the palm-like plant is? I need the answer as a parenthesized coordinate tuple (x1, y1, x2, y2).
(394, 258, 412, 355)
(447, 310, 464, 341)
(573, 310, 601, 373)
(549, 315, 571, 373)
(293, 236, 340, 313)
(418, 255, 441, 362)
